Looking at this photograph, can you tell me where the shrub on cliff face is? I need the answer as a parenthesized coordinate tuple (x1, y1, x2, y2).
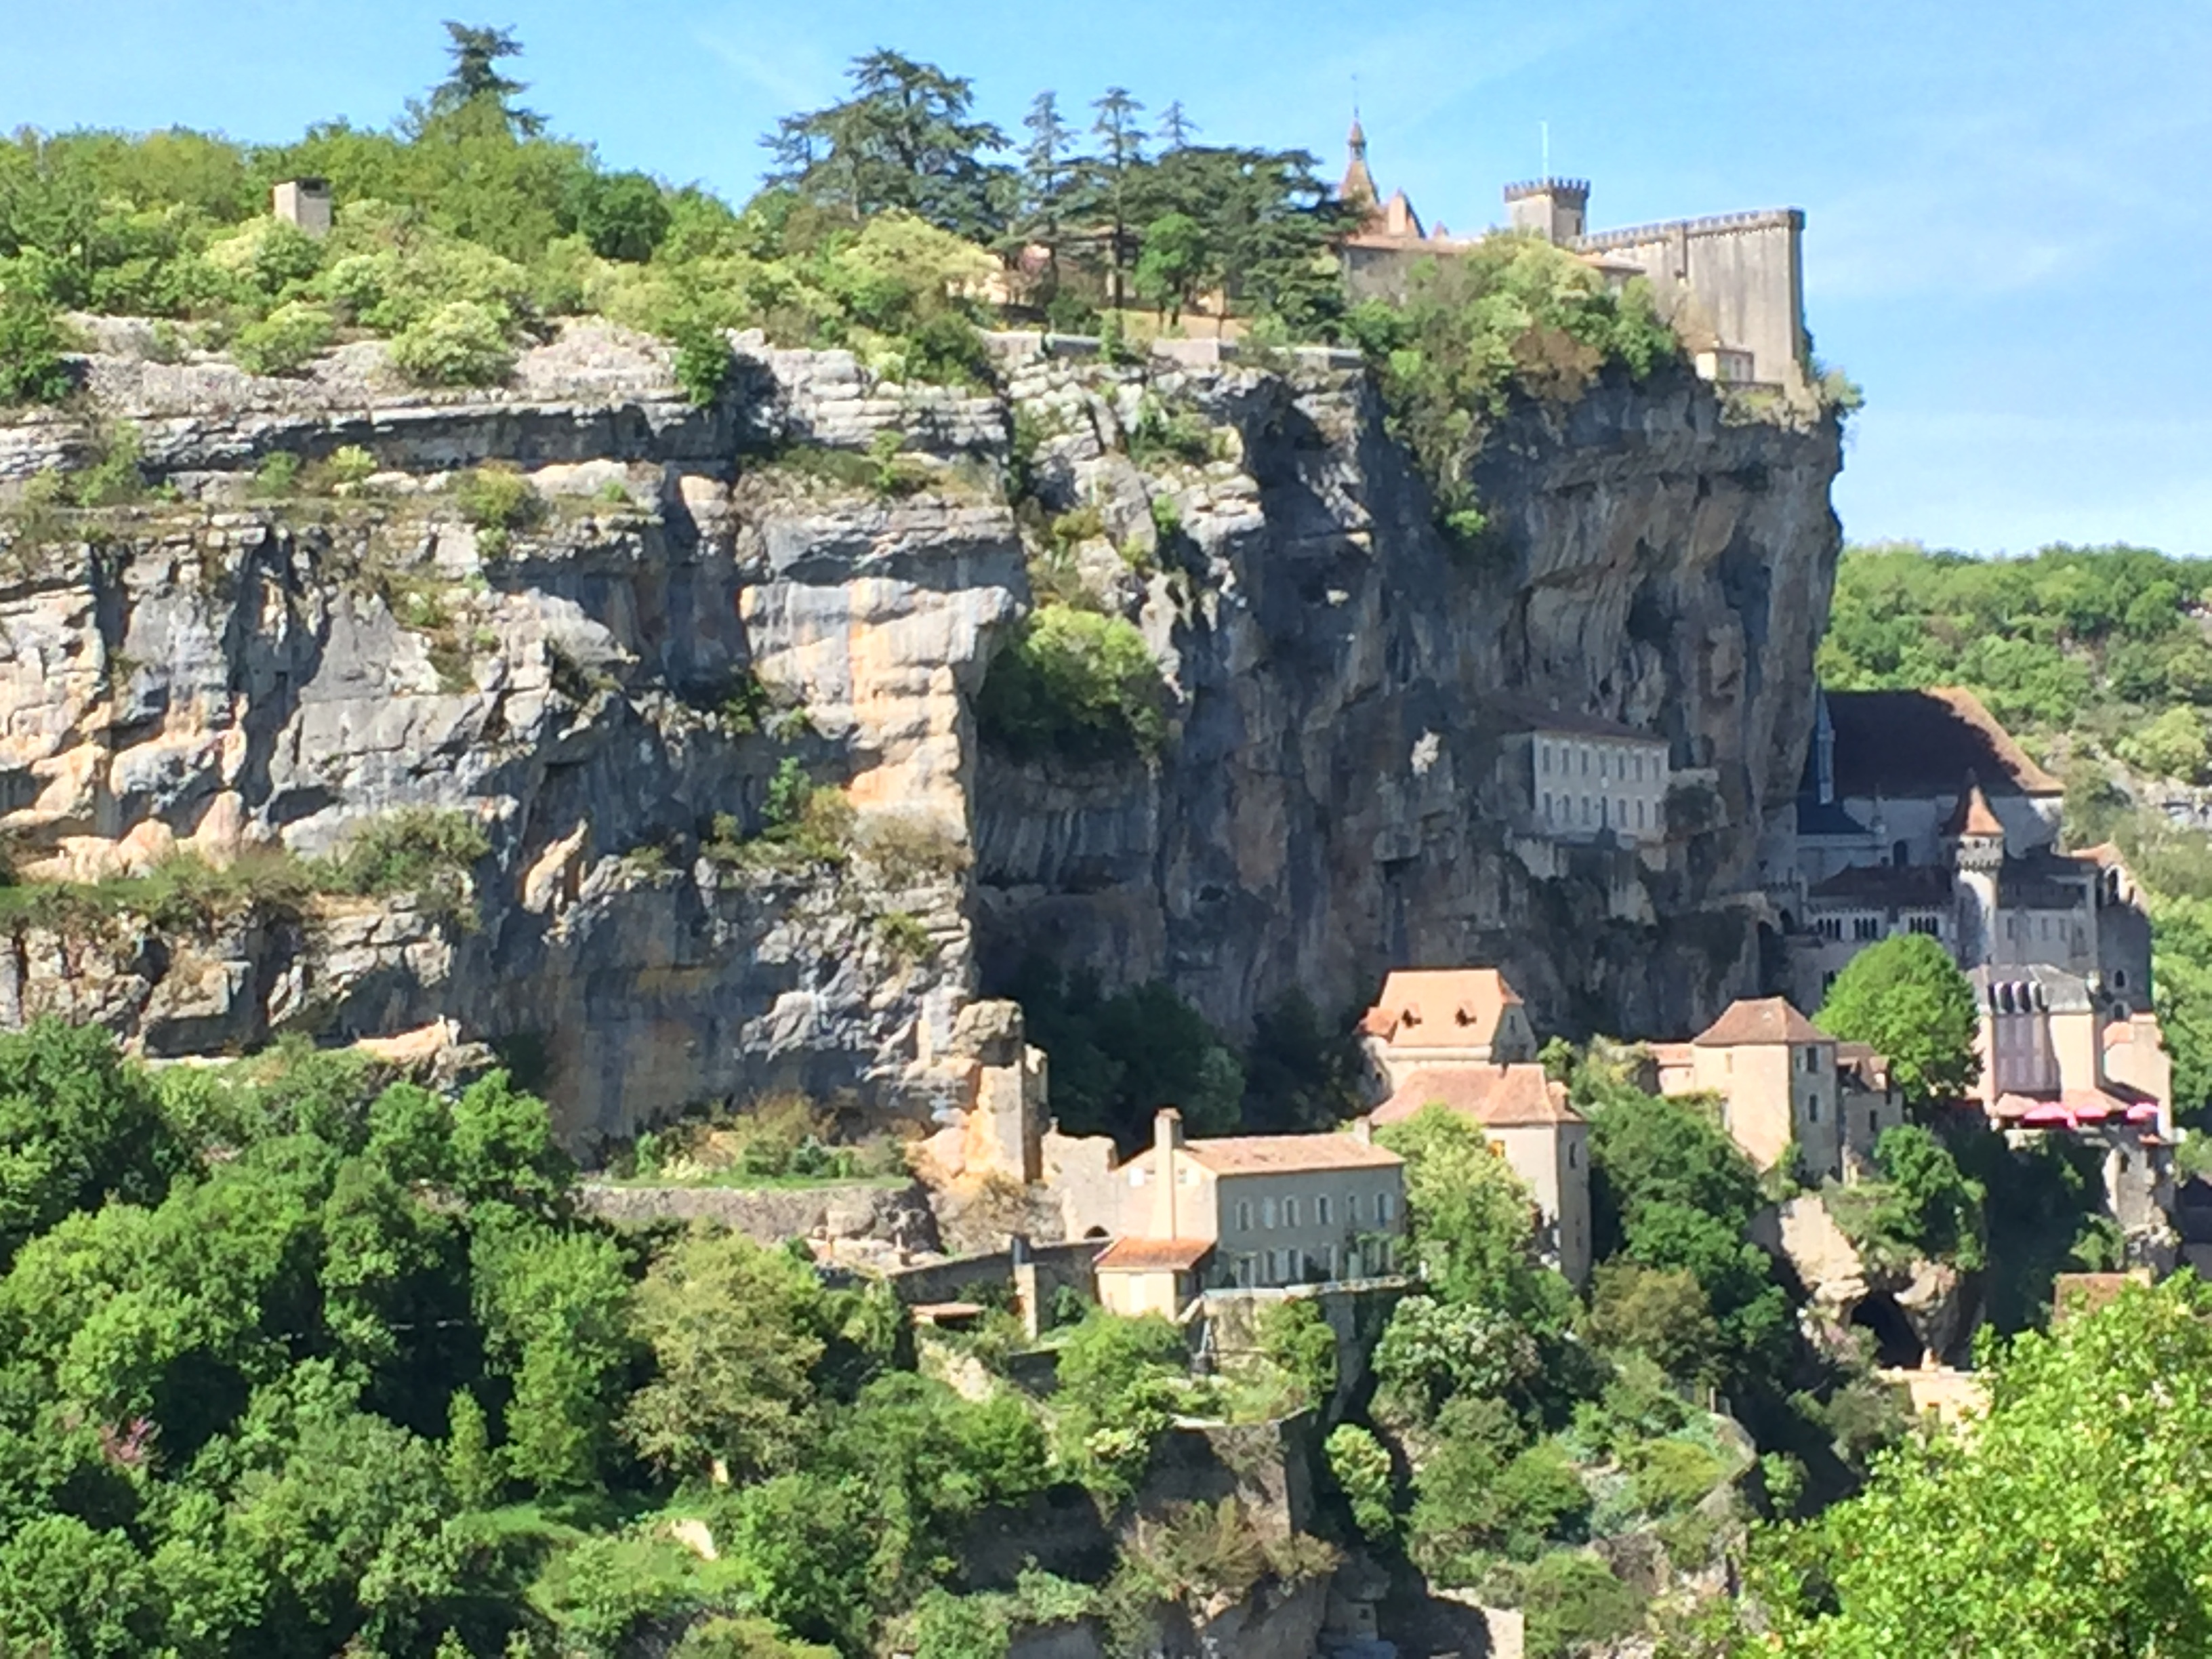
(232, 299, 337, 375)
(0, 292, 77, 406)
(1345, 237, 1679, 552)
(975, 605, 1167, 766)
(387, 298, 516, 386)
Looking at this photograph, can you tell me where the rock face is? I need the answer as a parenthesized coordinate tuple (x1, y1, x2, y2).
(0, 322, 1841, 1143)
(975, 350, 1841, 1040)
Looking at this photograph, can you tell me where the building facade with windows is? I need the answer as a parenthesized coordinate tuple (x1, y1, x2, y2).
(1080, 1109, 1408, 1317)
(1776, 688, 2151, 1012)
(1652, 997, 1903, 1182)
(1498, 705, 1672, 846)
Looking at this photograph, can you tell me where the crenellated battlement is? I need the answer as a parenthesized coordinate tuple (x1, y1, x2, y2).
(1574, 207, 1804, 253)
(1503, 177, 1591, 203)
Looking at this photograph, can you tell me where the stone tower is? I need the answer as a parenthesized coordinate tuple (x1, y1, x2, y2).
(1946, 776, 2006, 969)
(1504, 178, 1589, 244)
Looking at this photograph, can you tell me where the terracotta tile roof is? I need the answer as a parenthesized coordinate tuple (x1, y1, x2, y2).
(1095, 1237, 1216, 1272)
(1373, 1065, 1584, 1128)
(1647, 1041, 1697, 1067)
(1173, 1132, 1404, 1175)
(1836, 1042, 1893, 1091)
(1942, 779, 2006, 838)
(2074, 842, 2129, 871)
(1362, 969, 1525, 1046)
(1694, 998, 1831, 1048)
(1824, 688, 2060, 799)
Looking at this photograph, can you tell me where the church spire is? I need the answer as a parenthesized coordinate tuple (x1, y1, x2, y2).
(1340, 110, 1380, 213)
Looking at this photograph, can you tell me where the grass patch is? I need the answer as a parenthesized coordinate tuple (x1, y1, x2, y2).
(321, 807, 491, 928)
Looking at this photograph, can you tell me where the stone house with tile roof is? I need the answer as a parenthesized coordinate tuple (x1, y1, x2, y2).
(1373, 1063, 1593, 1286)
(1359, 968, 1540, 1091)
(1652, 996, 1904, 1181)
(1069, 1109, 1408, 1316)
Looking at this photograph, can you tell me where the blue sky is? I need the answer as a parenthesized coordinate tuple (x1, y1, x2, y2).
(5, 0, 2207, 557)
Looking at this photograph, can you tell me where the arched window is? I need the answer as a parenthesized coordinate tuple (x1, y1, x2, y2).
(1345, 1193, 1361, 1225)
(1892, 840, 1909, 867)
(1284, 1197, 1300, 1229)
(1316, 1195, 1332, 1226)
(1236, 1201, 1253, 1232)
(1262, 1197, 1279, 1228)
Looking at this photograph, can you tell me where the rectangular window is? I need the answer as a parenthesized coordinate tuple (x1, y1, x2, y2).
(1580, 750, 1589, 777)
(1322, 1244, 1338, 1279)
(1262, 1197, 1279, 1228)
(1316, 1195, 1332, 1226)
(1541, 746, 1551, 775)
(1345, 1193, 1361, 1225)
(1377, 1191, 1396, 1225)
(1237, 1201, 1253, 1232)
(1263, 1249, 1280, 1284)
(1805, 1097, 1820, 1123)
(1284, 1197, 1300, 1229)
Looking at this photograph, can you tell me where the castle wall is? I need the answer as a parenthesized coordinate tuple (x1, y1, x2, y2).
(1574, 211, 1806, 393)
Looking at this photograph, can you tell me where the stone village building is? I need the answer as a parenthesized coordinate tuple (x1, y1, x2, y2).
(1357, 969, 1593, 1286)
(1767, 687, 2152, 1012)
(1650, 998, 1906, 1183)
(1068, 1109, 1409, 1317)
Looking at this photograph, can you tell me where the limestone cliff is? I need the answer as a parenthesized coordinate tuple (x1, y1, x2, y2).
(0, 322, 1840, 1143)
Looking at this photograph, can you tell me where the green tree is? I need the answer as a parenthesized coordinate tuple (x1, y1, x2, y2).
(1084, 88, 1146, 312)
(1753, 1277, 2212, 1655)
(1580, 1260, 1723, 1385)
(1133, 210, 1212, 326)
(1324, 1423, 1397, 1540)
(765, 51, 1010, 239)
(975, 605, 1168, 767)
(0, 290, 77, 405)
(0, 1019, 180, 1269)
(426, 22, 544, 136)
(1375, 1105, 1553, 1317)
(0, 1515, 165, 1658)
(1017, 91, 1083, 300)
(624, 1227, 832, 1480)
(472, 1221, 634, 1493)
(1816, 933, 1980, 1108)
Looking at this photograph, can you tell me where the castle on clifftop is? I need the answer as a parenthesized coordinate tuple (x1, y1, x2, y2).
(1335, 119, 1809, 396)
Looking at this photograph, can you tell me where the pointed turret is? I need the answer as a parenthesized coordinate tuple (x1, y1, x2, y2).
(1340, 113, 1380, 214)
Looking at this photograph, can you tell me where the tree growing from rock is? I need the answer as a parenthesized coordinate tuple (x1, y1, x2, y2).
(1816, 933, 1980, 1109)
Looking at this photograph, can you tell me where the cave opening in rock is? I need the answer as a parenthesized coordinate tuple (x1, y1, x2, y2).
(1850, 1292, 1921, 1370)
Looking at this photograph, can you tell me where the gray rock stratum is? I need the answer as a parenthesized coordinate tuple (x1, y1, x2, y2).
(0, 321, 1840, 1144)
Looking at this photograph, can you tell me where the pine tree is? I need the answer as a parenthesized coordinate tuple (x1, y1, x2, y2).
(1019, 90, 1083, 298)
(1088, 87, 1147, 313)
(427, 22, 544, 137)
(1158, 100, 1200, 152)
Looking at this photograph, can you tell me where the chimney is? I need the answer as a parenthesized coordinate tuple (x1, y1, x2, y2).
(1351, 1115, 1375, 1147)
(271, 178, 333, 239)
(1153, 1108, 1185, 1239)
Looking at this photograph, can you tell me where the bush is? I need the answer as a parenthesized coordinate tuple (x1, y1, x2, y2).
(323, 807, 491, 925)
(1624, 1437, 1727, 1516)
(454, 464, 541, 533)
(1504, 1551, 1645, 1659)
(975, 606, 1168, 766)
(1325, 1423, 1397, 1541)
(672, 319, 734, 406)
(0, 293, 77, 406)
(1012, 958, 1246, 1144)
(387, 298, 515, 386)
(232, 300, 336, 375)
